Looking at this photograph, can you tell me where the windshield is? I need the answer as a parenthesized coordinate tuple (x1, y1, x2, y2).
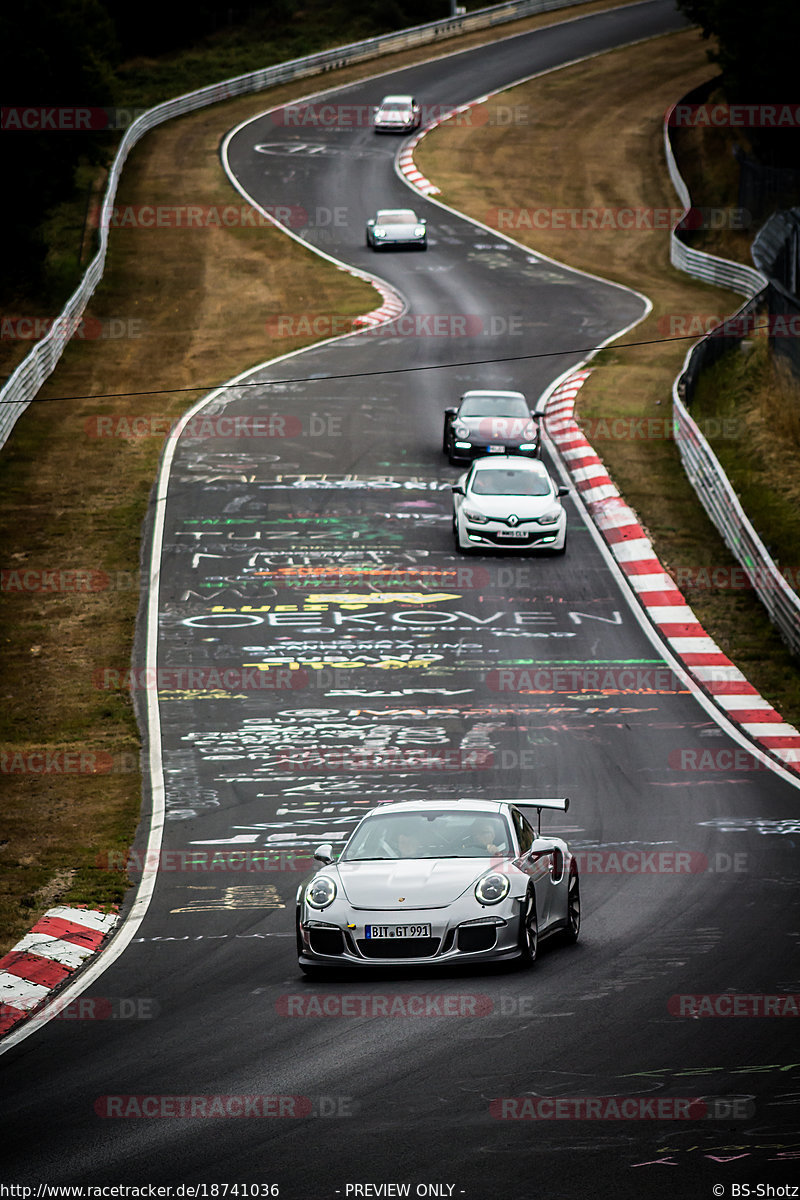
(459, 395, 529, 419)
(341, 810, 512, 861)
(470, 467, 551, 497)
(378, 212, 418, 225)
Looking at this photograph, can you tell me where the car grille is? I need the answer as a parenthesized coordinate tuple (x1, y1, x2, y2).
(457, 925, 497, 953)
(309, 928, 345, 956)
(356, 937, 440, 959)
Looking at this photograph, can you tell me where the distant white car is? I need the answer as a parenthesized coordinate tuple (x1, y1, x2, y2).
(366, 208, 427, 250)
(452, 456, 568, 553)
(373, 94, 421, 133)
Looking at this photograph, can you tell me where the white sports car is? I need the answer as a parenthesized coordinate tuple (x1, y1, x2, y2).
(366, 208, 427, 250)
(373, 94, 422, 133)
(452, 456, 568, 553)
(296, 798, 580, 974)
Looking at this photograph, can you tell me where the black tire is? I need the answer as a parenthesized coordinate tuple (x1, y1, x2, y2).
(295, 909, 304, 957)
(517, 889, 538, 966)
(442, 421, 451, 455)
(562, 862, 581, 944)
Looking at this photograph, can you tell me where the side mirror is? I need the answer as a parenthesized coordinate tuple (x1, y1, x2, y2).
(444, 407, 457, 416)
(366, 218, 375, 227)
(314, 843, 335, 864)
(527, 843, 554, 862)
(420, 218, 427, 225)
(557, 485, 569, 497)
(451, 484, 465, 495)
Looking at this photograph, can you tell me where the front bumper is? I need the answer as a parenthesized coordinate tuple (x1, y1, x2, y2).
(374, 121, 417, 133)
(450, 442, 539, 462)
(457, 513, 566, 550)
(298, 902, 523, 968)
(370, 234, 426, 248)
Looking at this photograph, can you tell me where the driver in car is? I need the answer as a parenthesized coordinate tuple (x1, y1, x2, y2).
(462, 819, 506, 856)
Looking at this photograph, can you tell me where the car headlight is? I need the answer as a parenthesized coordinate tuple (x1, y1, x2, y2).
(374, 228, 386, 238)
(537, 506, 562, 525)
(306, 876, 337, 909)
(475, 873, 510, 905)
(454, 422, 469, 438)
(414, 226, 426, 237)
(463, 508, 489, 524)
(523, 422, 537, 440)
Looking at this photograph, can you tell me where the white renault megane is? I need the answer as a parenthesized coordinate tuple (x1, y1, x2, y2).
(452, 456, 568, 553)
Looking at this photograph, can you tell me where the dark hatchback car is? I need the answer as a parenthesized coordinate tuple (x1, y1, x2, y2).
(443, 390, 542, 464)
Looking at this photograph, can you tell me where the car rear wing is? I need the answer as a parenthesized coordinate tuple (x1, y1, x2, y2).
(513, 797, 570, 836)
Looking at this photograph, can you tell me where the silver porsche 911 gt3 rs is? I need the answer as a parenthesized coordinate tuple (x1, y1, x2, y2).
(296, 798, 580, 974)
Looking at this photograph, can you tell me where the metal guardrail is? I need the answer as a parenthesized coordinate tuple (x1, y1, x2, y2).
(752, 207, 800, 379)
(664, 101, 800, 659)
(663, 101, 766, 298)
(0, 0, 592, 452)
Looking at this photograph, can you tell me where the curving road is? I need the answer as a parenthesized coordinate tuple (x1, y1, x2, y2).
(2, 3, 800, 1197)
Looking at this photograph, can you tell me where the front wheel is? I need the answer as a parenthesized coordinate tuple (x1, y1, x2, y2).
(517, 889, 538, 966)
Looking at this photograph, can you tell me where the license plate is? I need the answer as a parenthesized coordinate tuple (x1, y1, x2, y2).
(487, 444, 506, 453)
(497, 529, 528, 539)
(365, 924, 431, 939)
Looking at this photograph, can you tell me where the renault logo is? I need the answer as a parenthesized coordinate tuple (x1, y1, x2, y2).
(507, 514, 519, 526)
